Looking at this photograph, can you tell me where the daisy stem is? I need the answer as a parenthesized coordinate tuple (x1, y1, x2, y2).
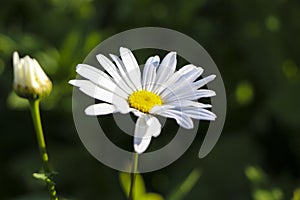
(29, 99, 58, 200)
(128, 152, 139, 200)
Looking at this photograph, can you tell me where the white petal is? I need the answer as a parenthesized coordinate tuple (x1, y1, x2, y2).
(192, 75, 216, 90)
(13, 52, 22, 85)
(129, 108, 144, 118)
(109, 54, 136, 92)
(150, 104, 175, 114)
(178, 64, 203, 76)
(179, 107, 217, 121)
(153, 52, 177, 92)
(76, 64, 129, 98)
(134, 115, 162, 154)
(85, 103, 116, 115)
(19, 60, 25, 87)
(166, 100, 212, 108)
(76, 63, 111, 82)
(160, 78, 195, 103)
(148, 116, 161, 137)
(154, 67, 181, 95)
(164, 74, 216, 102)
(142, 56, 153, 89)
(33, 59, 49, 84)
(177, 64, 203, 83)
(24, 57, 38, 89)
(96, 54, 134, 94)
(13, 51, 20, 67)
(155, 64, 199, 95)
(195, 89, 216, 98)
(134, 116, 152, 154)
(152, 101, 215, 121)
(142, 115, 161, 136)
(164, 87, 216, 103)
(68, 80, 129, 113)
(96, 54, 120, 79)
(159, 65, 205, 99)
(153, 109, 194, 129)
(120, 47, 142, 90)
(142, 56, 159, 91)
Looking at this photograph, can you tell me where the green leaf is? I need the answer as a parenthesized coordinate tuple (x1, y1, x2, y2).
(166, 168, 201, 200)
(245, 166, 267, 186)
(254, 189, 283, 200)
(141, 193, 164, 200)
(7, 92, 29, 110)
(32, 172, 55, 185)
(32, 173, 48, 181)
(119, 172, 146, 199)
(293, 189, 300, 200)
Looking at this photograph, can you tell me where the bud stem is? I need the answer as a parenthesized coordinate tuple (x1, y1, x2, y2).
(29, 100, 58, 200)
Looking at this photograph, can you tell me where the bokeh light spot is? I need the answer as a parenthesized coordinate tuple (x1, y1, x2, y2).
(282, 59, 298, 79)
(235, 81, 254, 105)
(265, 15, 280, 32)
(7, 92, 28, 110)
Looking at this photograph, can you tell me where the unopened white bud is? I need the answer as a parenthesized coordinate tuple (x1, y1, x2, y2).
(13, 51, 52, 99)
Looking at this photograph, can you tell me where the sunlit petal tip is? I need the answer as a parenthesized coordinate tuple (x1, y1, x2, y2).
(153, 55, 160, 60)
(84, 103, 116, 116)
(169, 51, 177, 56)
(210, 112, 217, 120)
(76, 63, 86, 70)
(84, 106, 97, 116)
(68, 79, 78, 86)
(203, 104, 212, 108)
(200, 90, 216, 97)
(159, 51, 177, 67)
(210, 74, 217, 80)
(119, 47, 134, 57)
(186, 123, 194, 129)
(13, 51, 20, 66)
(120, 46, 130, 52)
(211, 91, 217, 96)
(166, 51, 177, 63)
(95, 54, 105, 61)
(205, 74, 217, 83)
(152, 56, 160, 67)
(197, 66, 204, 73)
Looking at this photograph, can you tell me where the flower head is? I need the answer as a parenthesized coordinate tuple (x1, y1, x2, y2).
(69, 47, 216, 154)
(13, 51, 52, 100)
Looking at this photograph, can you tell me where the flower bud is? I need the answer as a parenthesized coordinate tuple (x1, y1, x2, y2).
(13, 51, 52, 99)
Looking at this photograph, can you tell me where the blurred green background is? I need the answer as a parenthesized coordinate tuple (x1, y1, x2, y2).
(1, 0, 300, 199)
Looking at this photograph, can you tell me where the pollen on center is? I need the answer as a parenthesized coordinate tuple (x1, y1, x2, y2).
(128, 90, 163, 113)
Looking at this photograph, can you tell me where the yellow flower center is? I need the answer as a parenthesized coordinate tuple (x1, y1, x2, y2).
(128, 90, 163, 113)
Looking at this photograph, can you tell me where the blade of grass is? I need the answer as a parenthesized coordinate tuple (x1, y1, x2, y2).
(166, 168, 201, 200)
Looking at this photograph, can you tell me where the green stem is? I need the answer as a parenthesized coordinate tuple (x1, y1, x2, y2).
(128, 152, 139, 200)
(29, 100, 58, 200)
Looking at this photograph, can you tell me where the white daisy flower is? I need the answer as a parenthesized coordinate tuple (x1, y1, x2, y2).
(69, 47, 216, 154)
